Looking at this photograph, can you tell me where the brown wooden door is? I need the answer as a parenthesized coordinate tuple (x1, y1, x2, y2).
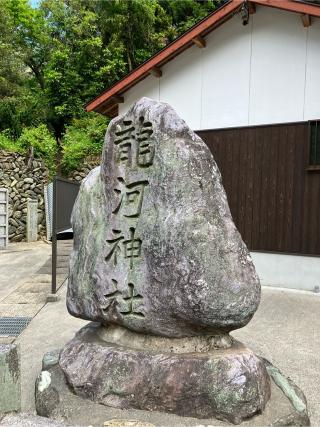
(197, 122, 320, 255)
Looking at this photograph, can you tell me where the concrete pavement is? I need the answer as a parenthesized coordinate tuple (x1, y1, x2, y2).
(16, 285, 87, 413)
(15, 284, 320, 426)
(233, 287, 320, 426)
(1, 242, 319, 425)
(0, 242, 51, 303)
(0, 241, 72, 333)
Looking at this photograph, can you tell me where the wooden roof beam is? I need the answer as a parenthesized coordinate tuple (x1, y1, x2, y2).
(111, 95, 124, 103)
(85, 1, 243, 112)
(301, 14, 311, 28)
(86, 0, 320, 114)
(150, 67, 162, 78)
(248, 2, 256, 14)
(192, 35, 206, 48)
(252, 0, 320, 18)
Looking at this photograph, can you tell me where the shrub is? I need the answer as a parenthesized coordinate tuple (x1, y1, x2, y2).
(61, 113, 108, 173)
(0, 131, 25, 154)
(17, 124, 57, 174)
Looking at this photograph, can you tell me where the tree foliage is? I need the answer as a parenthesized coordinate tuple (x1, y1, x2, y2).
(0, 0, 224, 172)
(61, 114, 108, 173)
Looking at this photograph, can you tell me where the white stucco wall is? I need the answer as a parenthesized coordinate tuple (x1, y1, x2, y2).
(248, 7, 307, 124)
(119, 6, 320, 128)
(201, 13, 252, 129)
(118, 6, 320, 290)
(122, 75, 159, 109)
(160, 45, 203, 129)
(251, 252, 320, 292)
(304, 16, 320, 120)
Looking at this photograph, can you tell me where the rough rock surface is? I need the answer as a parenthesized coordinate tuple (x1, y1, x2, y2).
(0, 344, 20, 413)
(59, 323, 270, 424)
(67, 97, 260, 337)
(37, 346, 309, 426)
(0, 413, 79, 427)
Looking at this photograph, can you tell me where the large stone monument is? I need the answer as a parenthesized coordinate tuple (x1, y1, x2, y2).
(36, 98, 309, 426)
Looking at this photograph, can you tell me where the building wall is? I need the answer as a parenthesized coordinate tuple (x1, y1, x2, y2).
(251, 252, 320, 291)
(198, 122, 320, 290)
(118, 5, 320, 290)
(119, 6, 320, 128)
(197, 122, 320, 256)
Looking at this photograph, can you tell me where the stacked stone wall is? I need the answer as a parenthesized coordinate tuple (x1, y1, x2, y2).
(0, 150, 48, 242)
(0, 150, 100, 242)
(67, 156, 100, 183)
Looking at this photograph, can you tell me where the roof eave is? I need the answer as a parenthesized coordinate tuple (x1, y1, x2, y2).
(85, 0, 242, 116)
(86, 0, 320, 117)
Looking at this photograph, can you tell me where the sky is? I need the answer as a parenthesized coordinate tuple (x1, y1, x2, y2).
(29, 0, 40, 8)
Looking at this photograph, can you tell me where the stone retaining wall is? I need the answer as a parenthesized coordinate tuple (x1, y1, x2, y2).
(0, 150, 48, 242)
(0, 150, 100, 242)
(67, 156, 100, 183)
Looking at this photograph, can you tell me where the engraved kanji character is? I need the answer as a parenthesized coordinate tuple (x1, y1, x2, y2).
(123, 227, 142, 269)
(116, 142, 132, 165)
(113, 177, 148, 218)
(114, 120, 135, 166)
(137, 140, 155, 167)
(105, 229, 124, 266)
(137, 116, 154, 167)
(120, 283, 144, 318)
(101, 279, 121, 314)
(101, 280, 144, 319)
(114, 120, 135, 142)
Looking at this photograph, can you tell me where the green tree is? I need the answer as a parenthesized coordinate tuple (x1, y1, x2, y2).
(161, 1, 223, 35)
(61, 113, 108, 173)
(40, 0, 123, 139)
(18, 124, 57, 172)
(0, 0, 224, 166)
(0, 0, 48, 136)
(93, 0, 171, 72)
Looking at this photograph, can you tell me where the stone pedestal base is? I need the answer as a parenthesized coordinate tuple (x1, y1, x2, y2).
(58, 323, 270, 424)
(0, 344, 21, 413)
